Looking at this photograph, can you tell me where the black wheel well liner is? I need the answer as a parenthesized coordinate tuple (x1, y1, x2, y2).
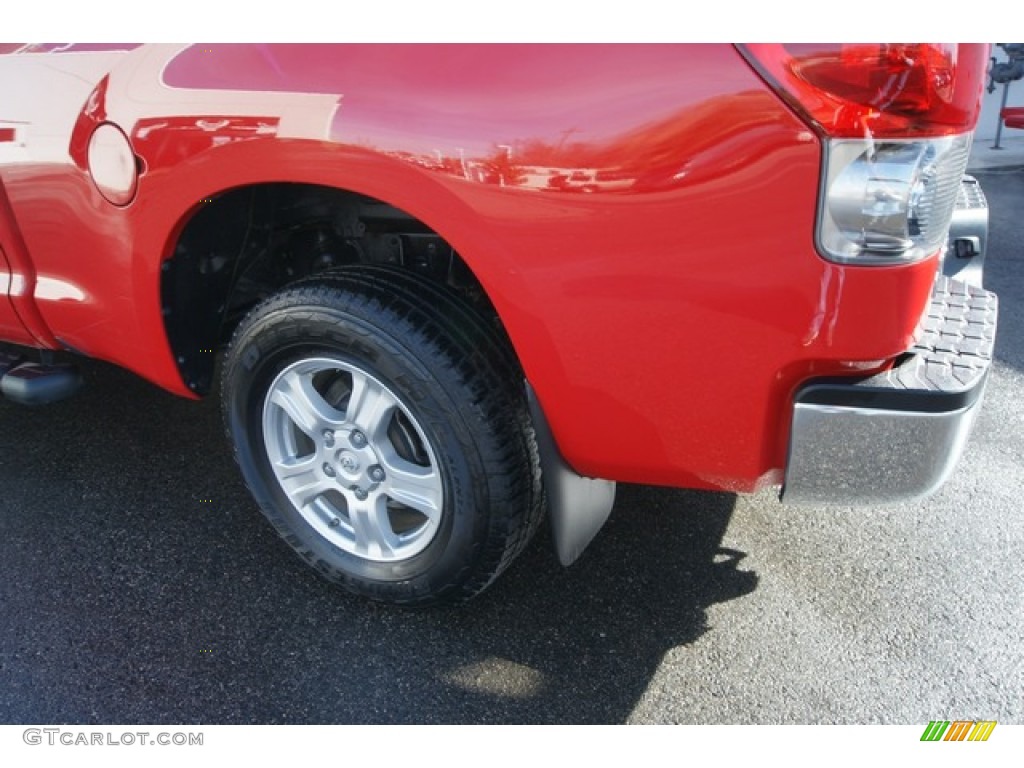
(160, 182, 503, 396)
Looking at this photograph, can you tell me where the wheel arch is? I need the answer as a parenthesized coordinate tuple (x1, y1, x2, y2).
(150, 139, 534, 397)
(153, 141, 616, 570)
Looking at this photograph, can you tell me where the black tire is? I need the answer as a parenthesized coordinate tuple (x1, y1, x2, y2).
(221, 266, 544, 605)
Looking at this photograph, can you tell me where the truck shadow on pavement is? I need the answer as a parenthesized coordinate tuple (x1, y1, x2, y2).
(422, 485, 757, 723)
(0, 359, 756, 724)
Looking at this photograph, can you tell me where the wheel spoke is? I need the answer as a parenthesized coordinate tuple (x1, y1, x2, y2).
(270, 369, 345, 437)
(272, 456, 332, 506)
(272, 454, 318, 482)
(345, 371, 397, 439)
(349, 496, 400, 559)
(260, 355, 446, 565)
(380, 450, 443, 520)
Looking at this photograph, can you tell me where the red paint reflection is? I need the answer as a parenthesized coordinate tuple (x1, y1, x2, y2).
(131, 116, 280, 168)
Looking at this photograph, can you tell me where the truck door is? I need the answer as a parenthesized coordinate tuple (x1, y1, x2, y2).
(0, 44, 136, 348)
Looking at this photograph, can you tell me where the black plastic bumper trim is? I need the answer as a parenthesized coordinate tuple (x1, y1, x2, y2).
(795, 372, 987, 415)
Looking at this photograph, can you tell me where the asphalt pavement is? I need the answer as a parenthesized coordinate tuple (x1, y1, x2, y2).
(0, 170, 1022, 725)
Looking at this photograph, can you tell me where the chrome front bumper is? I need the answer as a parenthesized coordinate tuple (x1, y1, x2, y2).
(783, 276, 998, 505)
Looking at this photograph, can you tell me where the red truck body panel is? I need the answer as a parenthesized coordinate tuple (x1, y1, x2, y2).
(0, 44, 939, 491)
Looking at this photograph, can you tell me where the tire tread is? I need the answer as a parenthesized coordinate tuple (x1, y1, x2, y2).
(222, 265, 543, 604)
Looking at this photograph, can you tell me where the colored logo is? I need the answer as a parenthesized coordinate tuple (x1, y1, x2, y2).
(921, 720, 997, 742)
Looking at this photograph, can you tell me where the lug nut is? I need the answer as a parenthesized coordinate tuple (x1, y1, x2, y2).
(350, 430, 367, 448)
(322, 463, 336, 477)
(322, 429, 335, 447)
(353, 488, 369, 501)
(329, 518, 340, 528)
(368, 465, 385, 482)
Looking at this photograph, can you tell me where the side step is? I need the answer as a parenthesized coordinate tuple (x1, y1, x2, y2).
(0, 353, 82, 406)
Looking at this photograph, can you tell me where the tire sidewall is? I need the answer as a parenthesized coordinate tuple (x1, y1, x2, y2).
(225, 303, 490, 602)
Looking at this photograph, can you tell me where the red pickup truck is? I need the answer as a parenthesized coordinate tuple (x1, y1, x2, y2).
(0, 44, 998, 604)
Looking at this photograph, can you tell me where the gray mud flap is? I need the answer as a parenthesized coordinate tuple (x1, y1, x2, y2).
(526, 384, 616, 565)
